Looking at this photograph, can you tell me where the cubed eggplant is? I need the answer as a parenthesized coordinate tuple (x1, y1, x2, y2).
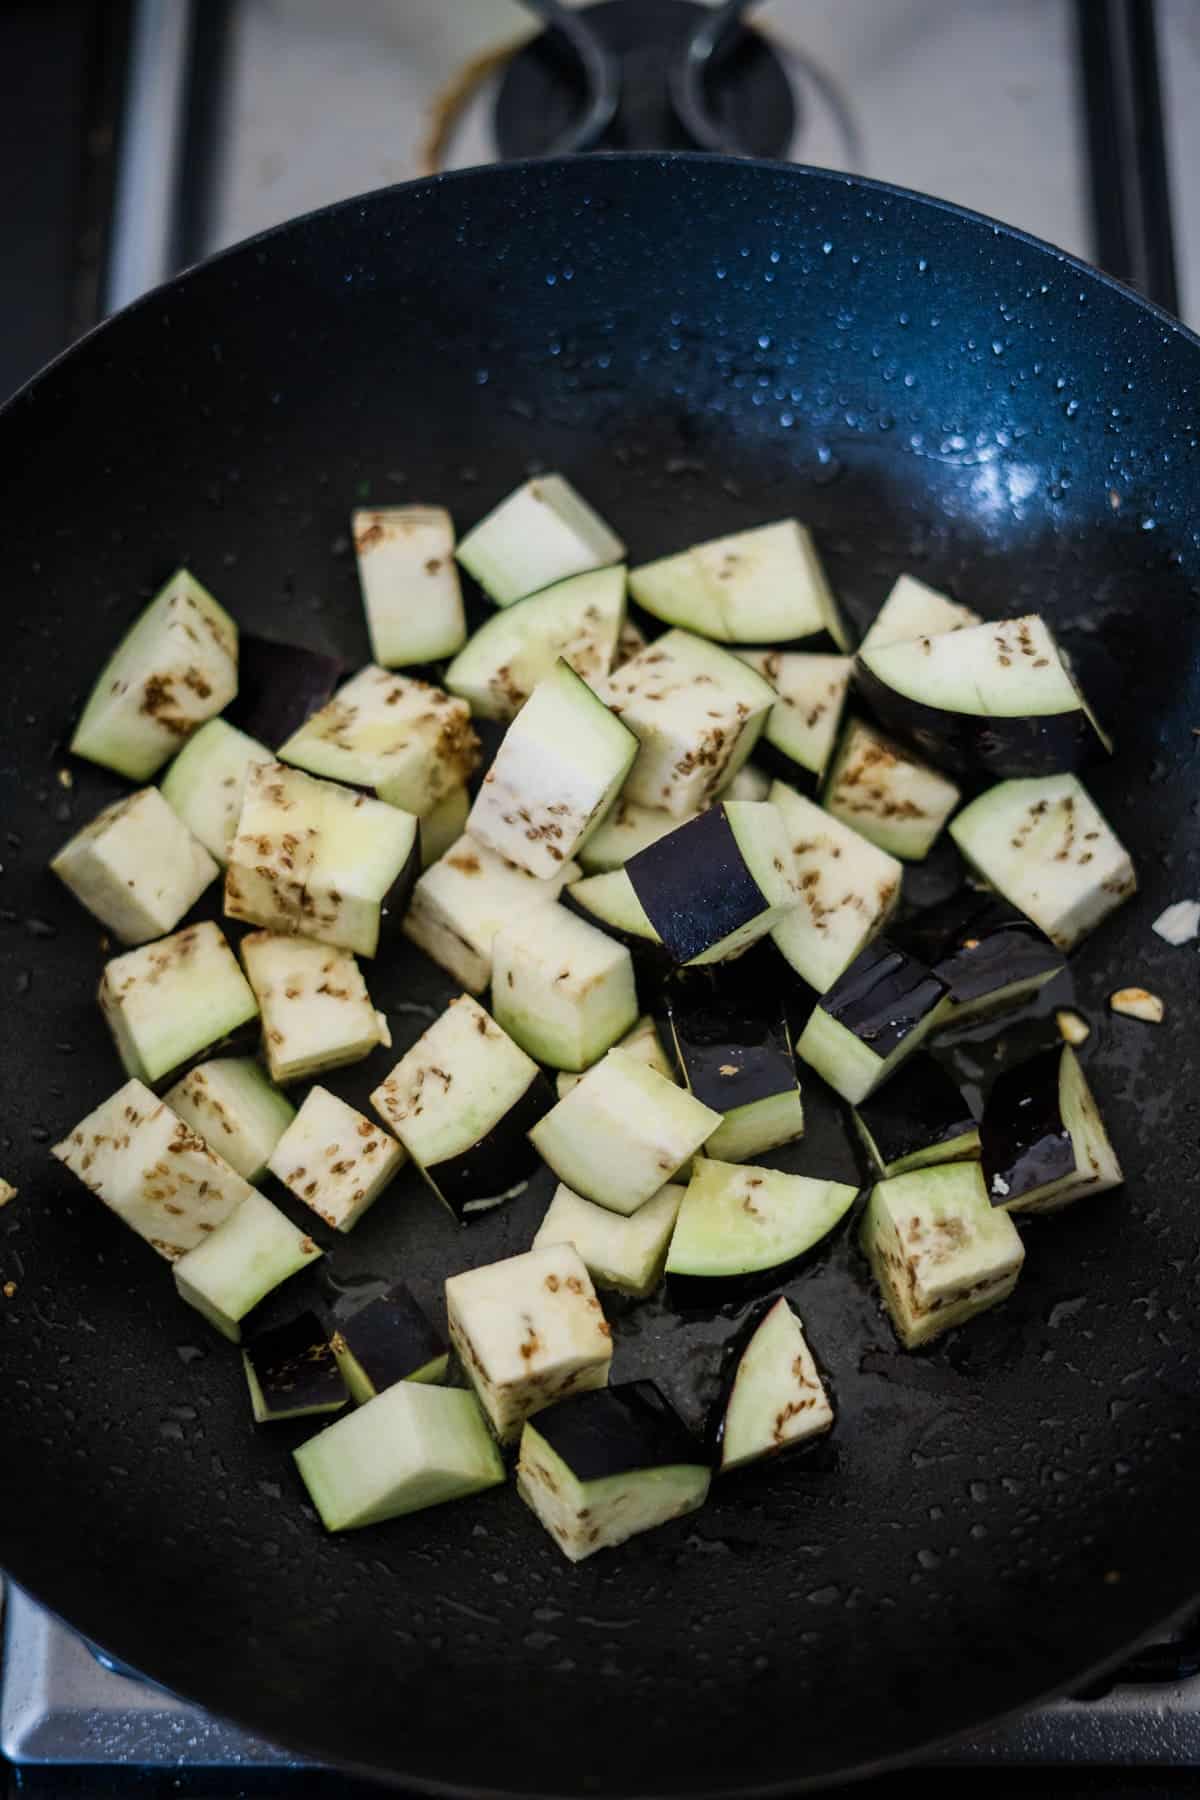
(981, 1044, 1123, 1213)
(173, 1190, 321, 1342)
(734, 650, 852, 792)
(555, 1012, 675, 1099)
(239, 932, 390, 1086)
(331, 1281, 448, 1403)
(822, 716, 961, 861)
(492, 901, 638, 1072)
(851, 1056, 979, 1178)
(533, 1180, 684, 1299)
(267, 1086, 405, 1233)
(418, 786, 470, 869)
(446, 565, 626, 720)
(51, 787, 218, 945)
(858, 573, 980, 653)
(714, 1297, 833, 1473)
(225, 633, 345, 749)
(767, 779, 902, 994)
(894, 890, 1064, 1028)
(456, 473, 624, 606)
(577, 796, 697, 875)
(353, 505, 466, 666)
(561, 870, 672, 973)
(665, 1158, 858, 1304)
(403, 832, 581, 994)
(626, 800, 797, 966)
(794, 939, 948, 1105)
(243, 1311, 347, 1424)
(667, 972, 804, 1162)
(98, 921, 260, 1089)
(629, 519, 848, 649)
(160, 717, 272, 862)
(164, 1058, 295, 1183)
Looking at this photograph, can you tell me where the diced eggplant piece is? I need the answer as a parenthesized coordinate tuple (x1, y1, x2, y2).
(52, 1078, 256, 1260)
(721, 762, 771, 801)
(240, 932, 390, 1085)
(51, 788, 217, 945)
(160, 717, 271, 862)
(852, 1056, 979, 1179)
(225, 635, 345, 748)
(353, 505, 466, 666)
(823, 717, 961, 861)
(278, 666, 479, 816)
(71, 569, 238, 779)
(445, 565, 626, 720)
(403, 832, 580, 993)
(164, 1057, 295, 1183)
(266, 1086, 405, 1233)
(446, 1243, 613, 1442)
(99, 921, 259, 1089)
(562, 870, 670, 969)
(715, 1298, 833, 1473)
(492, 901, 637, 1072)
(895, 890, 1064, 1028)
(794, 939, 947, 1105)
(855, 614, 1111, 778)
(948, 773, 1135, 951)
(667, 974, 804, 1163)
(629, 519, 848, 649)
(602, 629, 774, 817)
(981, 1043, 1122, 1214)
(331, 1281, 448, 1403)
(555, 1013, 674, 1099)
(613, 615, 648, 668)
(294, 1380, 504, 1530)
(225, 760, 419, 959)
(457, 473, 624, 607)
(518, 1381, 709, 1561)
(419, 786, 470, 869)
(467, 659, 637, 878)
(243, 1311, 347, 1423)
(859, 1162, 1025, 1349)
(533, 1181, 684, 1299)
(172, 1189, 321, 1341)
(577, 797, 696, 875)
(767, 780, 902, 993)
(666, 1159, 857, 1298)
(530, 1047, 719, 1217)
(735, 651, 852, 792)
(858, 573, 981, 653)
(626, 800, 797, 966)
(371, 995, 552, 1219)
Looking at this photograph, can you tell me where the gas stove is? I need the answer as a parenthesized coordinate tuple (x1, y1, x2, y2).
(4, 0, 1200, 1785)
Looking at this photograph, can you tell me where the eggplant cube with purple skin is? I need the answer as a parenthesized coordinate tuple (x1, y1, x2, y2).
(98, 921, 260, 1090)
(626, 800, 798, 966)
(466, 659, 638, 879)
(852, 1056, 979, 1180)
(445, 1243, 614, 1443)
(895, 889, 1064, 1030)
(823, 716, 961, 862)
(331, 1281, 448, 1404)
(371, 995, 552, 1220)
(859, 1162, 1025, 1349)
(267, 1085, 405, 1233)
(172, 1189, 321, 1342)
(51, 786, 219, 946)
(602, 628, 774, 817)
(981, 1044, 1122, 1214)
(717, 1298, 834, 1473)
(794, 939, 948, 1106)
(240, 932, 391, 1086)
(243, 1311, 347, 1424)
(667, 973, 804, 1164)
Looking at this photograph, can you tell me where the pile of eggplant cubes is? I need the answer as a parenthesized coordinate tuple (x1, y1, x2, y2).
(48, 473, 1133, 1559)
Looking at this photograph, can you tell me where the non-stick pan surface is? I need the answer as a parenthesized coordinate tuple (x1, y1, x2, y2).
(1, 156, 1198, 1795)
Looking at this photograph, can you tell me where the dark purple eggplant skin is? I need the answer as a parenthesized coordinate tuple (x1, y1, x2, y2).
(980, 1046, 1075, 1207)
(821, 940, 947, 1061)
(854, 1055, 976, 1170)
(895, 891, 1063, 1003)
(227, 635, 345, 749)
(331, 1281, 446, 1389)
(627, 805, 772, 964)
(425, 1070, 554, 1220)
(530, 1380, 707, 1481)
(667, 974, 796, 1112)
(244, 1311, 347, 1417)
(853, 660, 1103, 780)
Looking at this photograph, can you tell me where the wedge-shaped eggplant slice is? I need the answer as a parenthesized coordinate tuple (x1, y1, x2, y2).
(981, 1044, 1122, 1214)
(240, 932, 390, 1086)
(602, 628, 774, 817)
(267, 1085, 405, 1233)
(404, 832, 580, 994)
(667, 971, 804, 1163)
(856, 613, 1110, 777)
(794, 939, 948, 1105)
(533, 1181, 684, 1298)
(446, 565, 625, 720)
(331, 1281, 448, 1404)
(99, 921, 260, 1089)
(858, 573, 980, 653)
(161, 717, 271, 862)
(629, 519, 848, 649)
(767, 780, 902, 993)
(467, 659, 638, 878)
(666, 1158, 858, 1303)
(859, 1162, 1025, 1349)
(949, 773, 1135, 951)
(492, 901, 638, 1072)
(531, 1046, 719, 1216)
(715, 1298, 833, 1473)
(353, 505, 466, 666)
(52, 787, 218, 945)
(294, 1381, 504, 1531)
(823, 716, 961, 861)
(577, 796, 696, 874)
(518, 1381, 710, 1561)
(243, 1311, 347, 1424)
(626, 800, 797, 966)
(555, 1013, 675, 1100)
(164, 1057, 295, 1183)
(895, 890, 1064, 1029)
(173, 1190, 321, 1342)
(735, 650, 852, 792)
(225, 634, 345, 749)
(456, 473, 625, 606)
(852, 1056, 978, 1179)
(371, 995, 552, 1220)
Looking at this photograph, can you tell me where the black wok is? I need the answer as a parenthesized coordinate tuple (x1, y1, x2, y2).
(1, 154, 1198, 1794)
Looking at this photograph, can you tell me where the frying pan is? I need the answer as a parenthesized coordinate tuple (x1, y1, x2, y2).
(1, 153, 1199, 1794)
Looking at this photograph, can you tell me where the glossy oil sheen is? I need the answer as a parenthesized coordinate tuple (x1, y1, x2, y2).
(667, 975, 794, 1109)
(981, 1045, 1077, 1204)
(244, 1309, 344, 1413)
(822, 939, 947, 1057)
(627, 804, 766, 961)
(855, 1053, 976, 1167)
(332, 1280, 446, 1387)
(897, 891, 1064, 1001)
(0, 155, 1198, 1795)
(531, 1380, 702, 1484)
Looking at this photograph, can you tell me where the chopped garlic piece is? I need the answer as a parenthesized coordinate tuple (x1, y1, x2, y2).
(1056, 1009, 1091, 1047)
(0, 1179, 16, 1207)
(1110, 987, 1164, 1023)
(1152, 900, 1200, 946)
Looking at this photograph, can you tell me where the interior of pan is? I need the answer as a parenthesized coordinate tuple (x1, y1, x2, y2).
(1, 155, 1199, 1796)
